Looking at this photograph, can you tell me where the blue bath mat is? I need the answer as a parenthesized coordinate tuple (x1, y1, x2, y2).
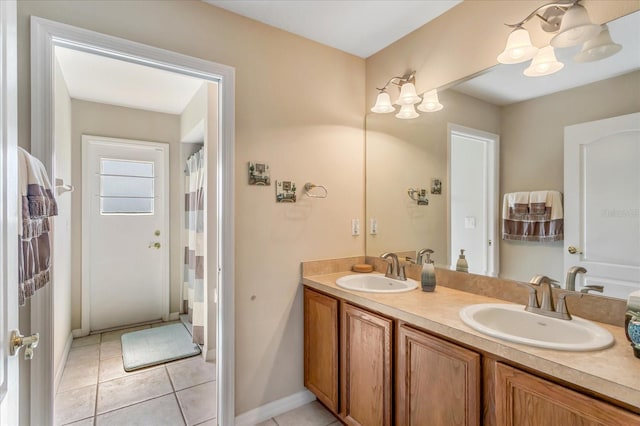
(121, 323, 201, 371)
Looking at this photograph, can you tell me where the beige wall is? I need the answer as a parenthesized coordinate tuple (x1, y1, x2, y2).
(17, 0, 365, 415)
(52, 58, 72, 388)
(500, 71, 640, 282)
(69, 100, 182, 327)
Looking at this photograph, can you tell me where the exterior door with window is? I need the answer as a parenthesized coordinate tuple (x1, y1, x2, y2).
(83, 136, 168, 331)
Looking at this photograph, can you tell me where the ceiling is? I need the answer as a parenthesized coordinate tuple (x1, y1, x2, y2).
(55, 46, 205, 115)
(204, 0, 462, 58)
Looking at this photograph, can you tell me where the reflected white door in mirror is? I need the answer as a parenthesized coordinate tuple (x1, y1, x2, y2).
(564, 112, 640, 299)
(448, 124, 499, 276)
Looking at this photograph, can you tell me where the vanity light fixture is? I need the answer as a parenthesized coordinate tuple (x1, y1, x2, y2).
(497, 0, 622, 76)
(524, 45, 564, 77)
(371, 71, 443, 119)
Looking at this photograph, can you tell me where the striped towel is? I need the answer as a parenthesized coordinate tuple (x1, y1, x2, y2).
(18, 147, 58, 306)
(502, 190, 563, 242)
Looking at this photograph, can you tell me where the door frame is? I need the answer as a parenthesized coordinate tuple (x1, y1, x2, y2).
(81, 135, 170, 333)
(447, 123, 500, 276)
(0, 0, 19, 423)
(31, 17, 236, 425)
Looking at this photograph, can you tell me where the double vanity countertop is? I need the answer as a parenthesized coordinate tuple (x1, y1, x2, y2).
(302, 268, 640, 412)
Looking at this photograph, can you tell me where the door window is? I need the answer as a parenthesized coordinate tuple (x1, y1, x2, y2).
(99, 158, 155, 214)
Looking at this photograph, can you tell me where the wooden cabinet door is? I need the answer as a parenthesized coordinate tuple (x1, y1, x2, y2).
(341, 303, 393, 426)
(495, 362, 640, 425)
(304, 288, 339, 413)
(396, 324, 481, 426)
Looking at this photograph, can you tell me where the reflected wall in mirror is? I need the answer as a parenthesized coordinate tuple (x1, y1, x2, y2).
(365, 11, 640, 300)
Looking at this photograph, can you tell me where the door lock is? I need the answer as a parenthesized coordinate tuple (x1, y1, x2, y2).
(10, 330, 39, 360)
(568, 246, 583, 255)
(148, 242, 161, 249)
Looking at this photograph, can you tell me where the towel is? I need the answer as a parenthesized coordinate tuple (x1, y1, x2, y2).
(502, 190, 563, 242)
(17, 147, 58, 306)
(505, 192, 529, 218)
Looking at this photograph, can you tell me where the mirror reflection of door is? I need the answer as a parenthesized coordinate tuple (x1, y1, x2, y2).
(449, 124, 499, 275)
(564, 112, 640, 298)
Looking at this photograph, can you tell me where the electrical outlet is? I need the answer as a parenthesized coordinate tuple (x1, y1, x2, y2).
(351, 219, 360, 236)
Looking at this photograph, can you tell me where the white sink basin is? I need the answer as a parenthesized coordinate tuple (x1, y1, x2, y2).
(459, 303, 614, 351)
(336, 274, 418, 293)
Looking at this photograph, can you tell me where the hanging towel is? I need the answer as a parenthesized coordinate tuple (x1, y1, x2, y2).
(502, 190, 563, 242)
(17, 147, 58, 306)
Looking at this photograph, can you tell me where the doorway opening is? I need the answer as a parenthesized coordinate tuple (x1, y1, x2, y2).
(30, 17, 235, 425)
(448, 124, 499, 276)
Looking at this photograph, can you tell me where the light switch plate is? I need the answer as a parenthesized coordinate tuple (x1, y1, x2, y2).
(352, 219, 360, 236)
(465, 216, 476, 229)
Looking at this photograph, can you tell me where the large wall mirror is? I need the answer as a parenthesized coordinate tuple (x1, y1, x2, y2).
(365, 11, 640, 300)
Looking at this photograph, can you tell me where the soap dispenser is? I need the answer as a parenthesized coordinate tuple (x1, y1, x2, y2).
(456, 249, 469, 273)
(421, 249, 436, 292)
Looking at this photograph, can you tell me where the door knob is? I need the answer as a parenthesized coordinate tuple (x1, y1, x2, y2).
(148, 242, 161, 249)
(10, 330, 39, 360)
(568, 246, 583, 254)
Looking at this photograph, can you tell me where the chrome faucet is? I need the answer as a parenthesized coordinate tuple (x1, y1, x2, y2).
(380, 252, 406, 281)
(565, 266, 587, 291)
(521, 275, 581, 320)
(416, 248, 434, 265)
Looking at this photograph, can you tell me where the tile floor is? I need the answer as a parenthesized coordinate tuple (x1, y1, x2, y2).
(55, 323, 340, 426)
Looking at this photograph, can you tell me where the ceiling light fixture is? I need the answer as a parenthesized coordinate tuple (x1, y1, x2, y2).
(497, 0, 622, 77)
(371, 71, 444, 119)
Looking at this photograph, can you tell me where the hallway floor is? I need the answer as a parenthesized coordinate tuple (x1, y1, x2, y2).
(55, 323, 339, 426)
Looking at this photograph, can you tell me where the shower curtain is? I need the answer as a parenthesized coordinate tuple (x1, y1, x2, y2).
(183, 148, 205, 345)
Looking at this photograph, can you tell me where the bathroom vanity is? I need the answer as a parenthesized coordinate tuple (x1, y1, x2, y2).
(302, 259, 640, 426)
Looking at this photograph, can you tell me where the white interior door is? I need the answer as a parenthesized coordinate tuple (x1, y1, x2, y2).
(83, 136, 169, 331)
(449, 124, 499, 276)
(564, 112, 640, 298)
(0, 0, 19, 423)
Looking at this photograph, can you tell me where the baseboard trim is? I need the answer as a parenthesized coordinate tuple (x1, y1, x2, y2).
(54, 332, 74, 394)
(235, 390, 316, 426)
(72, 328, 89, 338)
(169, 311, 180, 321)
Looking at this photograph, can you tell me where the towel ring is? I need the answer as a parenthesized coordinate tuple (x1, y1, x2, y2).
(304, 183, 328, 198)
(55, 178, 74, 195)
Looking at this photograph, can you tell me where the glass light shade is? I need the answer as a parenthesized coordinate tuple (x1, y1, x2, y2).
(497, 26, 538, 64)
(417, 89, 443, 112)
(395, 82, 421, 105)
(370, 92, 395, 113)
(574, 24, 622, 63)
(550, 4, 601, 48)
(524, 46, 564, 77)
(395, 103, 419, 119)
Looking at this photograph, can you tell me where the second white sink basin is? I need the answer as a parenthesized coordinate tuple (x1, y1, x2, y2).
(459, 303, 614, 351)
(336, 273, 418, 293)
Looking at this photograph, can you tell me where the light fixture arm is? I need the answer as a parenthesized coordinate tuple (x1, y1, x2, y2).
(376, 71, 416, 91)
(505, 0, 576, 28)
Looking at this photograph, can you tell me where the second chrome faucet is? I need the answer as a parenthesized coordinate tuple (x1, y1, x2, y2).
(381, 252, 406, 281)
(521, 275, 582, 320)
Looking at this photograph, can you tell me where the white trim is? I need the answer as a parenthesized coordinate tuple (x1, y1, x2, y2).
(54, 332, 73, 394)
(0, 1, 19, 424)
(235, 390, 316, 426)
(169, 311, 180, 321)
(81, 135, 170, 332)
(31, 17, 235, 425)
(447, 123, 500, 276)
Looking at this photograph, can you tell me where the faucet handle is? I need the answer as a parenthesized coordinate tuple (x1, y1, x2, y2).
(517, 282, 539, 309)
(556, 292, 583, 320)
(580, 285, 604, 294)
